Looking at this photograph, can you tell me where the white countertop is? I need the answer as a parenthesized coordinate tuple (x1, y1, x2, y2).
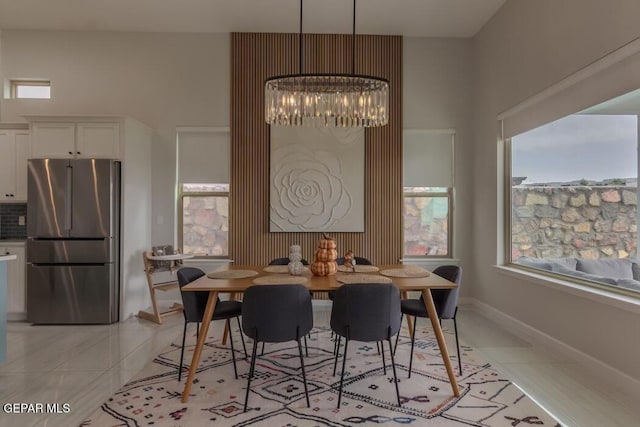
(147, 254, 194, 261)
(0, 255, 17, 262)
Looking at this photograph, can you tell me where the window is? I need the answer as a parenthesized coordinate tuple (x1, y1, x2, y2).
(9, 80, 51, 99)
(403, 130, 454, 257)
(507, 96, 640, 294)
(177, 128, 230, 257)
(180, 183, 229, 256)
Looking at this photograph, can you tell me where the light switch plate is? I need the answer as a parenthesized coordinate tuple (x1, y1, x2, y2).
(18, 215, 26, 226)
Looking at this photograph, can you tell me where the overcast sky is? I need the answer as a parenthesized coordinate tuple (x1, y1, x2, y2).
(512, 114, 637, 184)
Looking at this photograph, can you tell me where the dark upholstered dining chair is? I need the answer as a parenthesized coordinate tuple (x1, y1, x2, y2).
(330, 283, 402, 408)
(335, 256, 374, 266)
(394, 265, 463, 377)
(241, 284, 313, 412)
(177, 267, 247, 381)
(266, 257, 311, 355)
(329, 256, 379, 354)
(268, 257, 310, 265)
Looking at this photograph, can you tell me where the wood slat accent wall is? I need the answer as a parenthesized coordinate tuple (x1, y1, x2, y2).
(230, 32, 402, 265)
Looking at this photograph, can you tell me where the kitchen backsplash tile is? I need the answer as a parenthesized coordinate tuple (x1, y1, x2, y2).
(0, 203, 27, 239)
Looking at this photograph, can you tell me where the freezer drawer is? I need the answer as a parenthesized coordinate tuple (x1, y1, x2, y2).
(27, 238, 113, 264)
(27, 264, 118, 324)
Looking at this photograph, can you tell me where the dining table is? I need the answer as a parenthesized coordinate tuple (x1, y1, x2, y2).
(179, 264, 461, 403)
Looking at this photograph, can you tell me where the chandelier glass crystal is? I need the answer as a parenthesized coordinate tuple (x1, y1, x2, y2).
(264, 0, 389, 127)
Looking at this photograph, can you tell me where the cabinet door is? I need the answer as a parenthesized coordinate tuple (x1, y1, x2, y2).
(13, 132, 30, 201)
(0, 132, 15, 200)
(32, 123, 75, 158)
(76, 123, 120, 159)
(4, 245, 26, 316)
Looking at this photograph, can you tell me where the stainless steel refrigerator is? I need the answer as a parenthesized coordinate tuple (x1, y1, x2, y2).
(26, 159, 120, 324)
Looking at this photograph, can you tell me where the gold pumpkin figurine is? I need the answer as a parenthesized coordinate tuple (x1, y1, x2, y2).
(310, 233, 338, 276)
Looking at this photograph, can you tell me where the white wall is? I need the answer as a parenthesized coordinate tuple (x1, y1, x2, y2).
(120, 117, 153, 319)
(403, 38, 473, 283)
(472, 0, 640, 380)
(0, 30, 230, 246)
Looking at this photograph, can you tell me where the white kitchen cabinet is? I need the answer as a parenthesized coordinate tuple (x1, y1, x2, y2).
(0, 129, 30, 201)
(31, 121, 120, 159)
(1, 243, 26, 319)
(76, 122, 120, 158)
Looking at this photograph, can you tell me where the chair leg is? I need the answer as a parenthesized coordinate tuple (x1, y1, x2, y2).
(236, 316, 248, 359)
(387, 337, 401, 407)
(333, 335, 341, 376)
(337, 337, 349, 408)
(178, 320, 187, 382)
(196, 322, 200, 339)
(408, 317, 417, 379)
(376, 341, 380, 355)
(394, 313, 404, 354)
(304, 335, 309, 357)
(381, 340, 387, 375)
(261, 342, 265, 356)
(227, 319, 238, 380)
(243, 336, 259, 412)
(222, 318, 230, 345)
(453, 310, 462, 376)
(297, 334, 310, 408)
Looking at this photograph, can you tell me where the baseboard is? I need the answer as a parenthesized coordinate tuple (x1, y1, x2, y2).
(7, 312, 26, 322)
(467, 298, 640, 400)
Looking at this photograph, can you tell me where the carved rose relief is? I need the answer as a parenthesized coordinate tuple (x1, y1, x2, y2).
(271, 146, 352, 231)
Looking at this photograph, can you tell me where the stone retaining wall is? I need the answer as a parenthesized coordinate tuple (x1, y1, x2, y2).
(512, 186, 637, 260)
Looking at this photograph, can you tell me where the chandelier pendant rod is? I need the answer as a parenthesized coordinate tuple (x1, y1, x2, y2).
(352, 0, 356, 76)
(299, 0, 303, 75)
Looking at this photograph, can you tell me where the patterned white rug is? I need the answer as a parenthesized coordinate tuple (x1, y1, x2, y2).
(82, 324, 561, 426)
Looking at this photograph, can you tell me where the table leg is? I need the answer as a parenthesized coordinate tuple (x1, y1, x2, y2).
(421, 289, 460, 397)
(181, 291, 218, 403)
(221, 292, 239, 345)
(400, 291, 414, 337)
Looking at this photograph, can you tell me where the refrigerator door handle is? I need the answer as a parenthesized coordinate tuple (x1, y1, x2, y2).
(65, 165, 73, 232)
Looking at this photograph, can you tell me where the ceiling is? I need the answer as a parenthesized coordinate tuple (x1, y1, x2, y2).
(0, 0, 506, 38)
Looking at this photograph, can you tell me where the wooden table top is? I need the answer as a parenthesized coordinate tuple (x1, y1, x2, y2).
(182, 264, 456, 292)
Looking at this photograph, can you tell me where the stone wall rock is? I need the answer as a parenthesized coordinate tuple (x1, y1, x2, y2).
(512, 186, 637, 260)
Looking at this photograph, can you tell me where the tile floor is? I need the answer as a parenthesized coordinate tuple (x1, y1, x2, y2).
(0, 305, 638, 427)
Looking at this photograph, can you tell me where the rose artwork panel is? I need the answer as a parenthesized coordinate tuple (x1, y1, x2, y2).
(270, 126, 364, 232)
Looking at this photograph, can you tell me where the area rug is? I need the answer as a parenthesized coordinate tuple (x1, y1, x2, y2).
(82, 324, 561, 426)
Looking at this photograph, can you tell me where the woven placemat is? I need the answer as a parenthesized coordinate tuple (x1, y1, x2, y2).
(337, 265, 380, 273)
(206, 269, 258, 279)
(336, 273, 392, 284)
(263, 265, 310, 274)
(379, 267, 430, 278)
(252, 275, 309, 285)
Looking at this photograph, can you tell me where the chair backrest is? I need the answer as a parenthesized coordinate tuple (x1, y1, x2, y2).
(177, 267, 208, 322)
(330, 283, 401, 342)
(429, 265, 462, 319)
(335, 256, 373, 265)
(242, 284, 313, 343)
(269, 257, 310, 266)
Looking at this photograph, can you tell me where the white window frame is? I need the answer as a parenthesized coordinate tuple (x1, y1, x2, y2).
(178, 184, 229, 258)
(176, 126, 230, 259)
(402, 129, 455, 259)
(8, 79, 51, 99)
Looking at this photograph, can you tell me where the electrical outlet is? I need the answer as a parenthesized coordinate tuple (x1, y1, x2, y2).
(18, 215, 26, 226)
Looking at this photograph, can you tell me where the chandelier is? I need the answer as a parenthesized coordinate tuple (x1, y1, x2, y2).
(265, 0, 389, 127)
